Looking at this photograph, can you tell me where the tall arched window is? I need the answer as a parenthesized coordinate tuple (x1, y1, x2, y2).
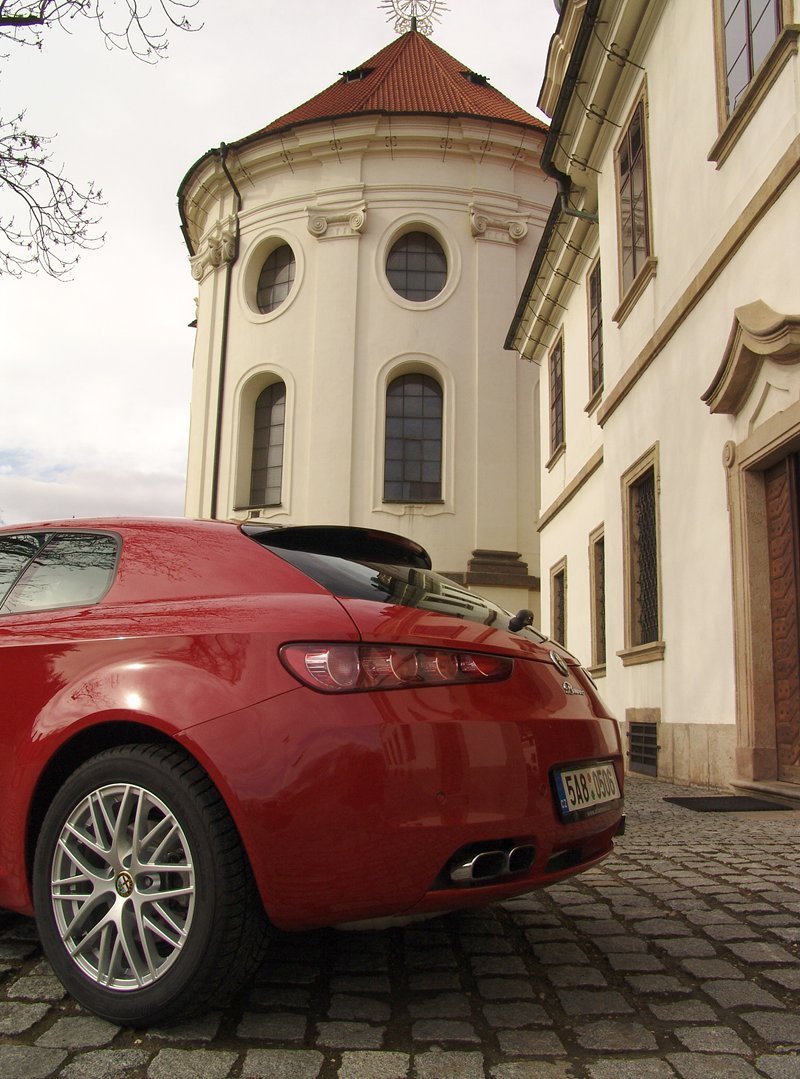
(384, 373, 442, 502)
(249, 382, 286, 506)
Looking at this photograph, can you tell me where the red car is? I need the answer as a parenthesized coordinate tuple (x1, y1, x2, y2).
(0, 518, 623, 1024)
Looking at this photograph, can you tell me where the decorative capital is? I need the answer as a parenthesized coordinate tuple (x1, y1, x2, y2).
(306, 202, 366, 240)
(190, 215, 237, 281)
(470, 205, 528, 244)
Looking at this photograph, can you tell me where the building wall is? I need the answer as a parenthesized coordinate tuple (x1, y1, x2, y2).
(526, 0, 800, 788)
(184, 114, 553, 610)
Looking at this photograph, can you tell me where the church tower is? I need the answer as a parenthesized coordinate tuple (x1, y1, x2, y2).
(179, 18, 553, 613)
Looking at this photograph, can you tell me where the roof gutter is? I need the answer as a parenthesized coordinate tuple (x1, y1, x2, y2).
(540, 0, 602, 223)
(210, 144, 242, 520)
(177, 147, 216, 257)
(505, 0, 602, 351)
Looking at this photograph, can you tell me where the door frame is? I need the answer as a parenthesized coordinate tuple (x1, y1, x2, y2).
(725, 398, 800, 780)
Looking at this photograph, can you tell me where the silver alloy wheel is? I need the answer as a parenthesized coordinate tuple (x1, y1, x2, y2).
(50, 782, 196, 990)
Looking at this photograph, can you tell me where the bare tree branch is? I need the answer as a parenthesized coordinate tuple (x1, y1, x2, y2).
(0, 111, 103, 276)
(0, 0, 201, 277)
(1, 1, 200, 59)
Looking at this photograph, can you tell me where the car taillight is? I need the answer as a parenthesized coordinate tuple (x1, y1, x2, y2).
(280, 644, 513, 693)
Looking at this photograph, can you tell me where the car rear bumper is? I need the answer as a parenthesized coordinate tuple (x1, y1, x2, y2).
(183, 675, 624, 931)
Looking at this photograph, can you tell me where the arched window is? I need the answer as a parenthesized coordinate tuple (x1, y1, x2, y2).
(249, 382, 286, 506)
(384, 373, 442, 502)
(386, 232, 447, 302)
(256, 245, 296, 314)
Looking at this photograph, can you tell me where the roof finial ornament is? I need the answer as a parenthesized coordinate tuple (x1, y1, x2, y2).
(380, 0, 448, 37)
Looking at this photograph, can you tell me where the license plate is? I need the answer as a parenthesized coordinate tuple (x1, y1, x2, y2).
(553, 762, 620, 819)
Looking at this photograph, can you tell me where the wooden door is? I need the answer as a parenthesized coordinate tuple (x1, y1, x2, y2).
(765, 454, 800, 783)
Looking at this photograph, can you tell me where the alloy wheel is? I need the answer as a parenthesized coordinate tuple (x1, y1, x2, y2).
(49, 782, 195, 990)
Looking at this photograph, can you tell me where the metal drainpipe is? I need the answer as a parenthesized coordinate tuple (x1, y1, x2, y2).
(541, 0, 602, 225)
(503, 0, 603, 348)
(210, 143, 242, 520)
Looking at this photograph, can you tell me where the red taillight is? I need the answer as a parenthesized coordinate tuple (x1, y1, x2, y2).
(280, 643, 513, 693)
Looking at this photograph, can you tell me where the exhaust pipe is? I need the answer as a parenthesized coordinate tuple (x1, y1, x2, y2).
(508, 844, 536, 874)
(449, 843, 535, 884)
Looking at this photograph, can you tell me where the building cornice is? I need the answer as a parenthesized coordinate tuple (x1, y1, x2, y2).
(507, 0, 667, 361)
(181, 115, 546, 260)
(538, 447, 603, 532)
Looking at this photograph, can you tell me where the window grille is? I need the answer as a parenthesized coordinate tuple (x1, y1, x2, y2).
(257, 245, 296, 314)
(549, 339, 564, 455)
(588, 262, 603, 396)
(628, 721, 659, 776)
(592, 533, 606, 667)
(386, 232, 447, 302)
(630, 469, 659, 645)
(249, 382, 286, 506)
(384, 374, 442, 502)
(552, 565, 566, 646)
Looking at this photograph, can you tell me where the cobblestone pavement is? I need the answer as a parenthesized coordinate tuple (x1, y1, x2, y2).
(1, 775, 799, 1079)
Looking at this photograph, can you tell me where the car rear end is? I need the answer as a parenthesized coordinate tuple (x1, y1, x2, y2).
(233, 528, 623, 929)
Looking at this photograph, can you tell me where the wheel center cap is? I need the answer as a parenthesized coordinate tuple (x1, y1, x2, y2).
(116, 871, 134, 898)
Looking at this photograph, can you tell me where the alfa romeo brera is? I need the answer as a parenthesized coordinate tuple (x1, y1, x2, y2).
(0, 518, 624, 1024)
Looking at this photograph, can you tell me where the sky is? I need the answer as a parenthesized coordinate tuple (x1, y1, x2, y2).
(0, 0, 559, 526)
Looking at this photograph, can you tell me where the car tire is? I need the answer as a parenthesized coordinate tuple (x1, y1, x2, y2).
(32, 743, 269, 1025)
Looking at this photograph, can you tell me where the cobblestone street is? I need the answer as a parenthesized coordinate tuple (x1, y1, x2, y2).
(1, 775, 798, 1079)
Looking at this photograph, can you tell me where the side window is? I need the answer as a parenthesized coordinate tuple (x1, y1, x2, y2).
(249, 381, 286, 507)
(589, 526, 607, 672)
(628, 467, 659, 646)
(588, 261, 604, 401)
(620, 445, 664, 665)
(0, 534, 46, 606)
(548, 336, 565, 462)
(1, 533, 119, 614)
(550, 558, 567, 646)
(617, 98, 652, 296)
(384, 373, 443, 502)
(711, 0, 791, 163)
(721, 0, 782, 115)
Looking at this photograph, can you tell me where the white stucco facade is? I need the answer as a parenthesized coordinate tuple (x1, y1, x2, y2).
(181, 40, 555, 613)
(509, 0, 800, 792)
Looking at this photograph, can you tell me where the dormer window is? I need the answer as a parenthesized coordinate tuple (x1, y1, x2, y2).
(462, 70, 490, 87)
(342, 67, 374, 82)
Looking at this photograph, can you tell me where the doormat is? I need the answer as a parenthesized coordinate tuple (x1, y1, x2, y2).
(663, 796, 794, 812)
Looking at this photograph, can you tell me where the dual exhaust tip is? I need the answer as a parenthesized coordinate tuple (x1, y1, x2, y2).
(449, 842, 535, 885)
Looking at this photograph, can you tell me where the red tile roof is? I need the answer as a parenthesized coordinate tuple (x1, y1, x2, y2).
(235, 29, 546, 146)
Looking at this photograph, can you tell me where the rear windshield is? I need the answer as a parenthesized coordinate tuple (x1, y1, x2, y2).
(260, 544, 545, 641)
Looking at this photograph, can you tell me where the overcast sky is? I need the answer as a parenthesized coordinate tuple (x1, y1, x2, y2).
(0, 0, 558, 526)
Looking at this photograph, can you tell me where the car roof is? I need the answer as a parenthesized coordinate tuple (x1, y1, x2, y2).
(0, 517, 231, 534)
(0, 519, 432, 566)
